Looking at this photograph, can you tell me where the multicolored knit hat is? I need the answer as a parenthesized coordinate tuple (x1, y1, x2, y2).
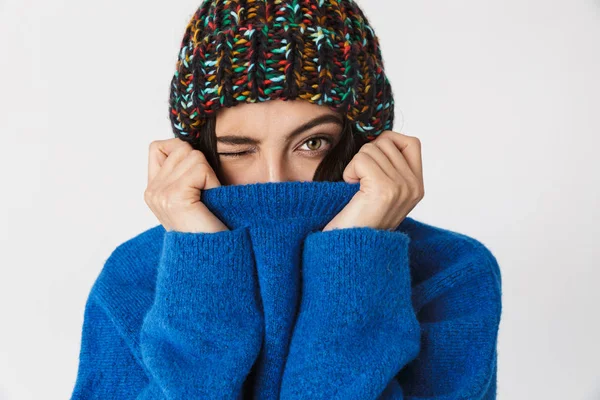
(168, 0, 395, 141)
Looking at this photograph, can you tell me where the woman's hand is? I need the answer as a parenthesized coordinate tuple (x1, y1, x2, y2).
(323, 131, 425, 232)
(145, 138, 229, 233)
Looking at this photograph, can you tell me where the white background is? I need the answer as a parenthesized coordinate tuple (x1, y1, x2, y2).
(1, 0, 599, 399)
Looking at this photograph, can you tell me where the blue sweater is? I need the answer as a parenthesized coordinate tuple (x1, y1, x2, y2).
(70, 180, 502, 399)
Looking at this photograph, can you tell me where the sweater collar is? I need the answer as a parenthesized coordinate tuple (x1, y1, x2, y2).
(199, 180, 414, 233)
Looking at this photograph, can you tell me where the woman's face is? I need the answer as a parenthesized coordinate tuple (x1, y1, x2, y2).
(215, 99, 344, 185)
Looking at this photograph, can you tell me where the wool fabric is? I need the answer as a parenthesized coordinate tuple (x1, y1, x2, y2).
(169, 0, 395, 141)
(70, 180, 502, 399)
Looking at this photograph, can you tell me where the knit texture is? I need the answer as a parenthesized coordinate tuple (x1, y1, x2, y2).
(70, 180, 502, 399)
(169, 0, 395, 141)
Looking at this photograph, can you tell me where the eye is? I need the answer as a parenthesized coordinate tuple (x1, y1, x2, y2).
(298, 136, 334, 155)
(218, 150, 251, 158)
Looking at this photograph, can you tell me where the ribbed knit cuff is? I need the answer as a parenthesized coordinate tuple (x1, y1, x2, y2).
(301, 226, 412, 319)
(156, 226, 258, 321)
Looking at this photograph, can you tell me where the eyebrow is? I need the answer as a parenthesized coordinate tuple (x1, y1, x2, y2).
(216, 113, 343, 146)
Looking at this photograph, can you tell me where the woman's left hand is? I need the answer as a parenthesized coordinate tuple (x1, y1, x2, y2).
(323, 130, 425, 232)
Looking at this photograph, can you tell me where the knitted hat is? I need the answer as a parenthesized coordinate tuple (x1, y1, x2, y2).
(168, 0, 395, 141)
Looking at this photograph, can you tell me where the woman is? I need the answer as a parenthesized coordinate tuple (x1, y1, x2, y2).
(71, 0, 502, 399)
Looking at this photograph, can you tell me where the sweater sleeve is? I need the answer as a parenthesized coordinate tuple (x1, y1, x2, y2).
(71, 226, 263, 400)
(279, 226, 501, 400)
(138, 226, 264, 399)
(70, 293, 153, 399)
(279, 226, 420, 399)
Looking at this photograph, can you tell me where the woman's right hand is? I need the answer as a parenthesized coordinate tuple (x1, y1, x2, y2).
(145, 138, 229, 233)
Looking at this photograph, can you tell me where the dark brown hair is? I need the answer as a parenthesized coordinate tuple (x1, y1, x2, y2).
(176, 113, 369, 185)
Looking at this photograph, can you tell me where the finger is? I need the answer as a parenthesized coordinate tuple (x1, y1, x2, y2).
(165, 149, 204, 187)
(148, 138, 186, 185)
(174, 162, 221, 197)
(152, 140, 194, 186)
(357, 142, 403, 182)
(148, 142, 166, 186)
(167, 150, 221, 189)
(343, 151, 390, 185)
(377, 131, 424, 184)
(203, 165, 222, 190)
(371, 137, 415, 181)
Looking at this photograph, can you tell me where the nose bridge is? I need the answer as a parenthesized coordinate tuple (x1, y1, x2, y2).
(261, 150, 289, 183)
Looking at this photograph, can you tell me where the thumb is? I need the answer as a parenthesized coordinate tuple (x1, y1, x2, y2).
(342, 158, 361, 184)
(203, 164, 222, 189)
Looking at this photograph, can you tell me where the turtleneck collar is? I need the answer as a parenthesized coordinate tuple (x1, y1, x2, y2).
(199, 180, 415, 234)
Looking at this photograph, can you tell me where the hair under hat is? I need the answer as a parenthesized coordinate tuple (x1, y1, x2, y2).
(169, 0, 395, 142)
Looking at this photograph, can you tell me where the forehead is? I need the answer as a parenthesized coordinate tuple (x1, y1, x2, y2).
(216, 99, 340, 134)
